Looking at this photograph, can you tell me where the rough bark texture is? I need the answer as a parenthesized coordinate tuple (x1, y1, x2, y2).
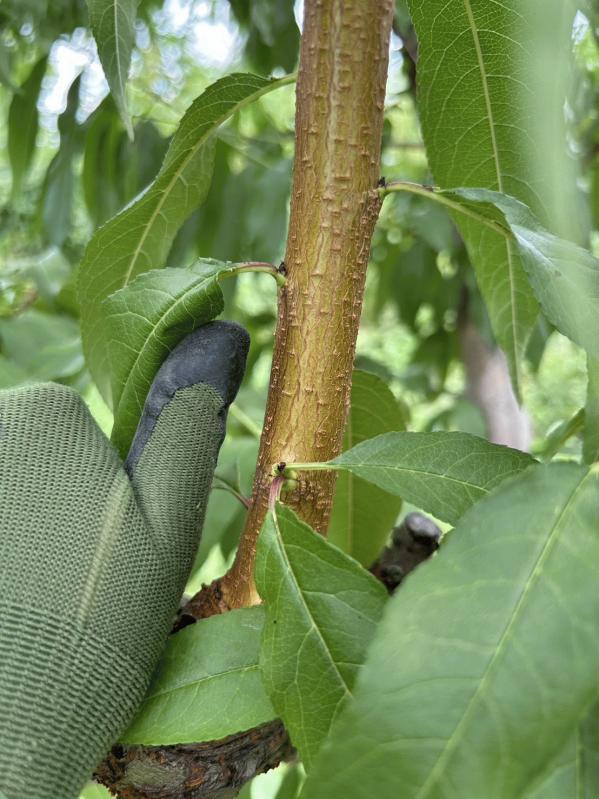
(173, 578, 230, 632)
(222, 0, 394, 607)
(95, 721, 293, 799)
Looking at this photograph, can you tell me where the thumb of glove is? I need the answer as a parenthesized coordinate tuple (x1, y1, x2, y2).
(125, 321, 250, 588)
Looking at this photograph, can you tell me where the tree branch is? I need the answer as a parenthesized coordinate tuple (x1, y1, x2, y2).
(95, 721, 294, 799)
(221, 0, 394, 609)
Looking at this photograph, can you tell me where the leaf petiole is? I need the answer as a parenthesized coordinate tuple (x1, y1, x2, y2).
(379, 180, 511, 239)
(283, 461, 335, 472)
(222, 261, 287, 287)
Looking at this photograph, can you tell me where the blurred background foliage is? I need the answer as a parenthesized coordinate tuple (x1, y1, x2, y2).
(1, 2, 599, 794)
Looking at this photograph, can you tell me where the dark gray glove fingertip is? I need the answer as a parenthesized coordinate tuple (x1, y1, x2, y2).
(125, 321, 250, 473)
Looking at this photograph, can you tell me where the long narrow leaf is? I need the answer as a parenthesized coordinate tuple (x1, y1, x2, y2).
(322, 430, 535, 525)
(79, 73, 293, 401)
(256, 504, 386, 767)
(8, 56, 47, 197)
(122, 607, 273, 745)
(86, 0, 140, 136)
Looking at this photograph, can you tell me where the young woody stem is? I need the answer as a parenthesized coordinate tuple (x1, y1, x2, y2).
(221, 0, 394, 608)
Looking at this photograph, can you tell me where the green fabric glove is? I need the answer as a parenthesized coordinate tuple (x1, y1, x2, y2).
(0, 321, 249, 799)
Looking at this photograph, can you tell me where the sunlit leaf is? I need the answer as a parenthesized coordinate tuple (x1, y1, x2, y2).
(325, 430, 535, 525)
(256, 504, 387, 767)
(79, 784, 113, 799)
(86, 0, 140, 137)
(301, 463, 599, 799)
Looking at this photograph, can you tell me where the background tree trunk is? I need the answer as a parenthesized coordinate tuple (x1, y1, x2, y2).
(459, 317, 532, 451)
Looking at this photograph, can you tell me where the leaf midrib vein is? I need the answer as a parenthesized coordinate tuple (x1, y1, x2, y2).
(461, 0, 523, 389)
(339, 460, 492, 494)
(142, 663, 259, 702)
(273, 510, 353, 702)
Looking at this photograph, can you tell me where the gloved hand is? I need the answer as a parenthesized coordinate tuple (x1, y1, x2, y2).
(0, 321, 249, 799)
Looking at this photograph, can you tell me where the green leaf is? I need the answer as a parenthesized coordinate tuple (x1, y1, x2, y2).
(536, 409, 584, 462)
(300, 463, 599, 799)
(82, 102, 168, 227)
(82, 100, 122, 226)
(405, 0, 576, 393)
(79, 72, 292, 402)
(0, 311, 83, 383)
(323, 430, 535, 525)
(121, 607, 274, 745)
(328, 370, 406, 566)
(229, 0, 300, 73)
(584, 357, 599, 464)
(8, 55, 47, 197)
(0, 355, 29, 390)
(445, 188, 599, 365)
(103, 258, 241, 456)
(523, 744, 577, 798)
(79, 784, 113, 799)
(522, 725, 599, 799)
(22, 248, 72, 307)
(86, 0, 140, 137)
(38, 75, 82, 246)
(256, 504, 387, 768)
(274, 765, 304, 799)
(579, 704, 599, 796)
(0, 40, 18, 92)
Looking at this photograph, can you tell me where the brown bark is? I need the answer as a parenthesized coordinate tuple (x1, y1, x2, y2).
(95, 721, 293, 799)
(221, 0, 394, 608)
